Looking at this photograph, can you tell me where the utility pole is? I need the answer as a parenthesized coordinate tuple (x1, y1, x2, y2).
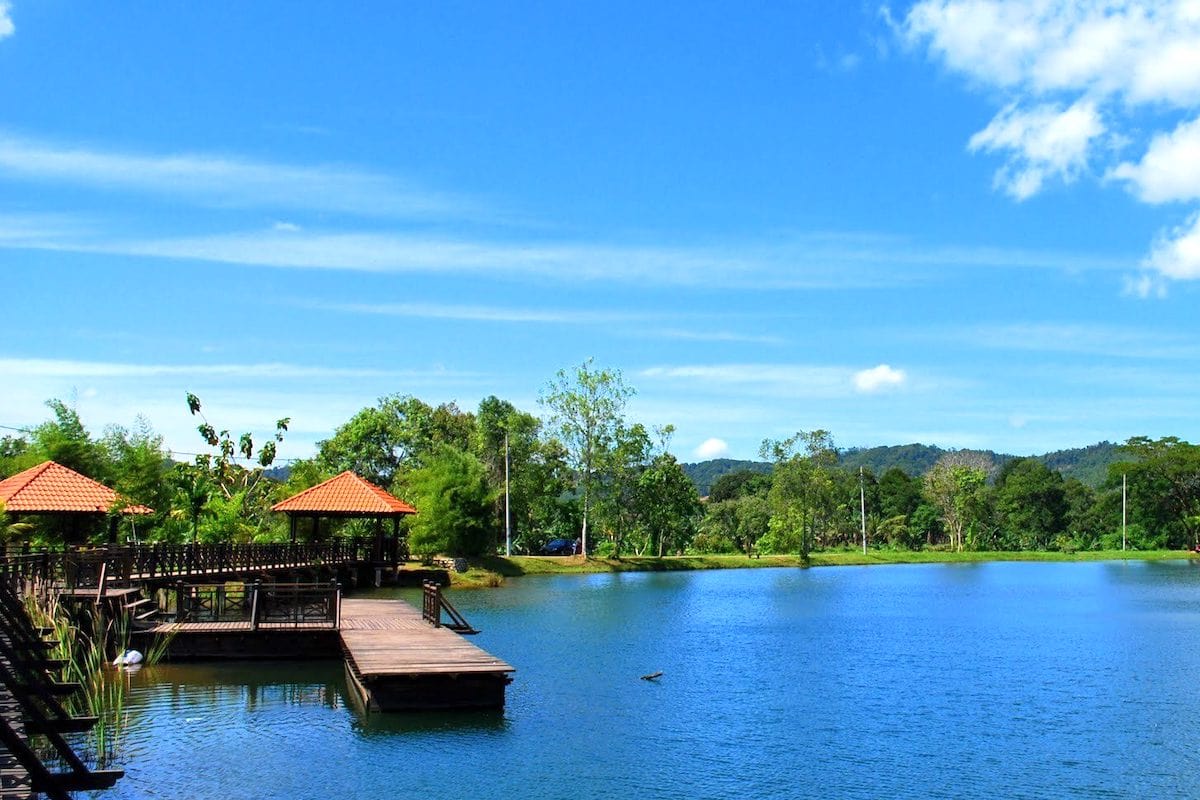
(504, 431, 512, 557)
(1122, 472, 1127, 552)
(860, 466, 867, 556)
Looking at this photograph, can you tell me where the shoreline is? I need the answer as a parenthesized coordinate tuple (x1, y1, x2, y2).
(449, 549, 1197, 588)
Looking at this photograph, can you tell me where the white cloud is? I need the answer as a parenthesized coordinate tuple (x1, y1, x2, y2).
(853, 364, 907, 393)
(1110, 115, 1200, 203)
(693, 438, 729, 459)
(903, 1, 1200, 105)
(1142, 211, 1200, 280)
(968, 101, 1103, 200)
(0, 2, 13, 39)
(902, 0, 1200, 288)
(0, 133, 464, 218)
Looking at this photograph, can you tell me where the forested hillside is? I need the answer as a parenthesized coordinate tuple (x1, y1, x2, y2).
(685, 441, 1124, 494)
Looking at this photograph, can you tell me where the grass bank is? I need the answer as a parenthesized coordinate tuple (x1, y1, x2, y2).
(448, 549, 1194, 587)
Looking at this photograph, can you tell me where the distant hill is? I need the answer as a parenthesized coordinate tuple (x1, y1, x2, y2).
(837, 444, 952, 477)
(680, 459, 772, 497)
(1038, 441, 1121, 487)
(682, 441, 1125, 494)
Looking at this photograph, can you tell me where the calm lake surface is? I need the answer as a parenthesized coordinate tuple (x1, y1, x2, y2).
(108, 561, 1200, 799)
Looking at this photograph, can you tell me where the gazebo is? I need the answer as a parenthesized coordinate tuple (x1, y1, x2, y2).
(0, 460, 154, 543)
(271, 471, 416, 563)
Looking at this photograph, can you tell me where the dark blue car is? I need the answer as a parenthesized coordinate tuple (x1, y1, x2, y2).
(539, 538, 578, 556)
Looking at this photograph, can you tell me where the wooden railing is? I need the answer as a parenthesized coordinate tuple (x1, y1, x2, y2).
(170, 580, 341, 629)
(1, 539, 383, 590)
(421, 580, 476, 634)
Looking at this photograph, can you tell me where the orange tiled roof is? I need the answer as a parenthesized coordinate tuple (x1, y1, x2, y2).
(0, 461, 153, 515)
(272, 471, 417, 516)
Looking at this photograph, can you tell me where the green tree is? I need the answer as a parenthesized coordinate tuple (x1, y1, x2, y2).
(708, 469, 771, 503)
(27, 399, 108, 478)
(403, 446, 498, 558)
(101, 417, 171, 540)
(1062, 478, 1104, 549)
(317, 394, 473, 487)
(923, 452, 991, 551)
(170, 464, 213, 544)
(759, 430, 838, 559)
(994, 458, 1067, 550)
(1112, 436, 1200, 548)
(178, 393, 288, 542)
(878, 467, 922, 520)
(540, 359, 634, 556)
(473, 396, 547, 552)
(636, 452, 701, 557)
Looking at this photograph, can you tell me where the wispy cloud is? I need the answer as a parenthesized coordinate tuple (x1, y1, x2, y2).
(641, 363, 859, 398)
(0, 357, 480, 381)
(642, 328, 786, 345)
(0, 133, 467, 218)
(0, 221, 1131, 288)
(966, 322, 1200, 360)
(0, 2, 13, 40)
(300, 299, 656, 325)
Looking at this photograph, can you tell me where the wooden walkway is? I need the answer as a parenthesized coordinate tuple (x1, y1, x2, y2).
(145, 596, 513, 711)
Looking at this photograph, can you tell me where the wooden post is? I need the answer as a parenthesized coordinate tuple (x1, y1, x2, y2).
(333, 580, 341, 629)
(250, 580, 261, 631)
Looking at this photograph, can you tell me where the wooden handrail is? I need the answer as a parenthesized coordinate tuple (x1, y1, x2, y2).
(2, 539, 384, 588)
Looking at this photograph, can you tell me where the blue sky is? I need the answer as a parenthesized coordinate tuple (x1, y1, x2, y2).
(2, 2, 1199, 464)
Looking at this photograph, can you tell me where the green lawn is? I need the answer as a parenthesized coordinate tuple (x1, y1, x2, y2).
(447, 548, 1194, 587)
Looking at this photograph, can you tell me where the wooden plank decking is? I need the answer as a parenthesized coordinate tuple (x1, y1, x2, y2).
(339, 598, 513, 676)
(145, 595, 513, 711)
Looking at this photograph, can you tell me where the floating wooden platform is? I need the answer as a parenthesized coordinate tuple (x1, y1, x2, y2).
(146, 596, 513, 712)
(340, 598, 513, 712)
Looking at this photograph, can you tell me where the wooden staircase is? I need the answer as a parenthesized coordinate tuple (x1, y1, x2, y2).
(0, 581, 123, 798)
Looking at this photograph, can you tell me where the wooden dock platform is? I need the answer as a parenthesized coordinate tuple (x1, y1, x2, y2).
(339, 598, 513, 711)
(147, 596, 513, 711)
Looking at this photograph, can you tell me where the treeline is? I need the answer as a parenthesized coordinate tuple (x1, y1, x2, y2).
(2, 369, 1198, 557)
(700, 436, 1199, 554)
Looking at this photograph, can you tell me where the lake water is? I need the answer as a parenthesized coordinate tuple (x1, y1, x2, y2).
(106, 561, 1200, 799)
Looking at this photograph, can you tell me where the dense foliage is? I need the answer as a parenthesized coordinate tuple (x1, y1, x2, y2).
(0, 377, 1193, 557)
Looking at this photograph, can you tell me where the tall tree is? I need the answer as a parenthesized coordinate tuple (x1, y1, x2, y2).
(540, 359, 634, 556)
(317, 394, 434, 487)
(1112, 436, 1200, 548)
(759, 430, 837, 558)
(473, 396, 545, 551)
(636, 452, 701, 557)
(403, 445, 497, 558)
(923, 452, 992, 551)
(28, 399, 108, 479)
(994, 458, 1067, 550)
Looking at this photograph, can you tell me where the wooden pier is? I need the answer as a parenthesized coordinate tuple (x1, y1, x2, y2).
(339, 598, 512, 711)
(147, 593, 513, 712)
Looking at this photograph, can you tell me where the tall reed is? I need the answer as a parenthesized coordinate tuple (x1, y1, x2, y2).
(23, 583, 130, 767)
